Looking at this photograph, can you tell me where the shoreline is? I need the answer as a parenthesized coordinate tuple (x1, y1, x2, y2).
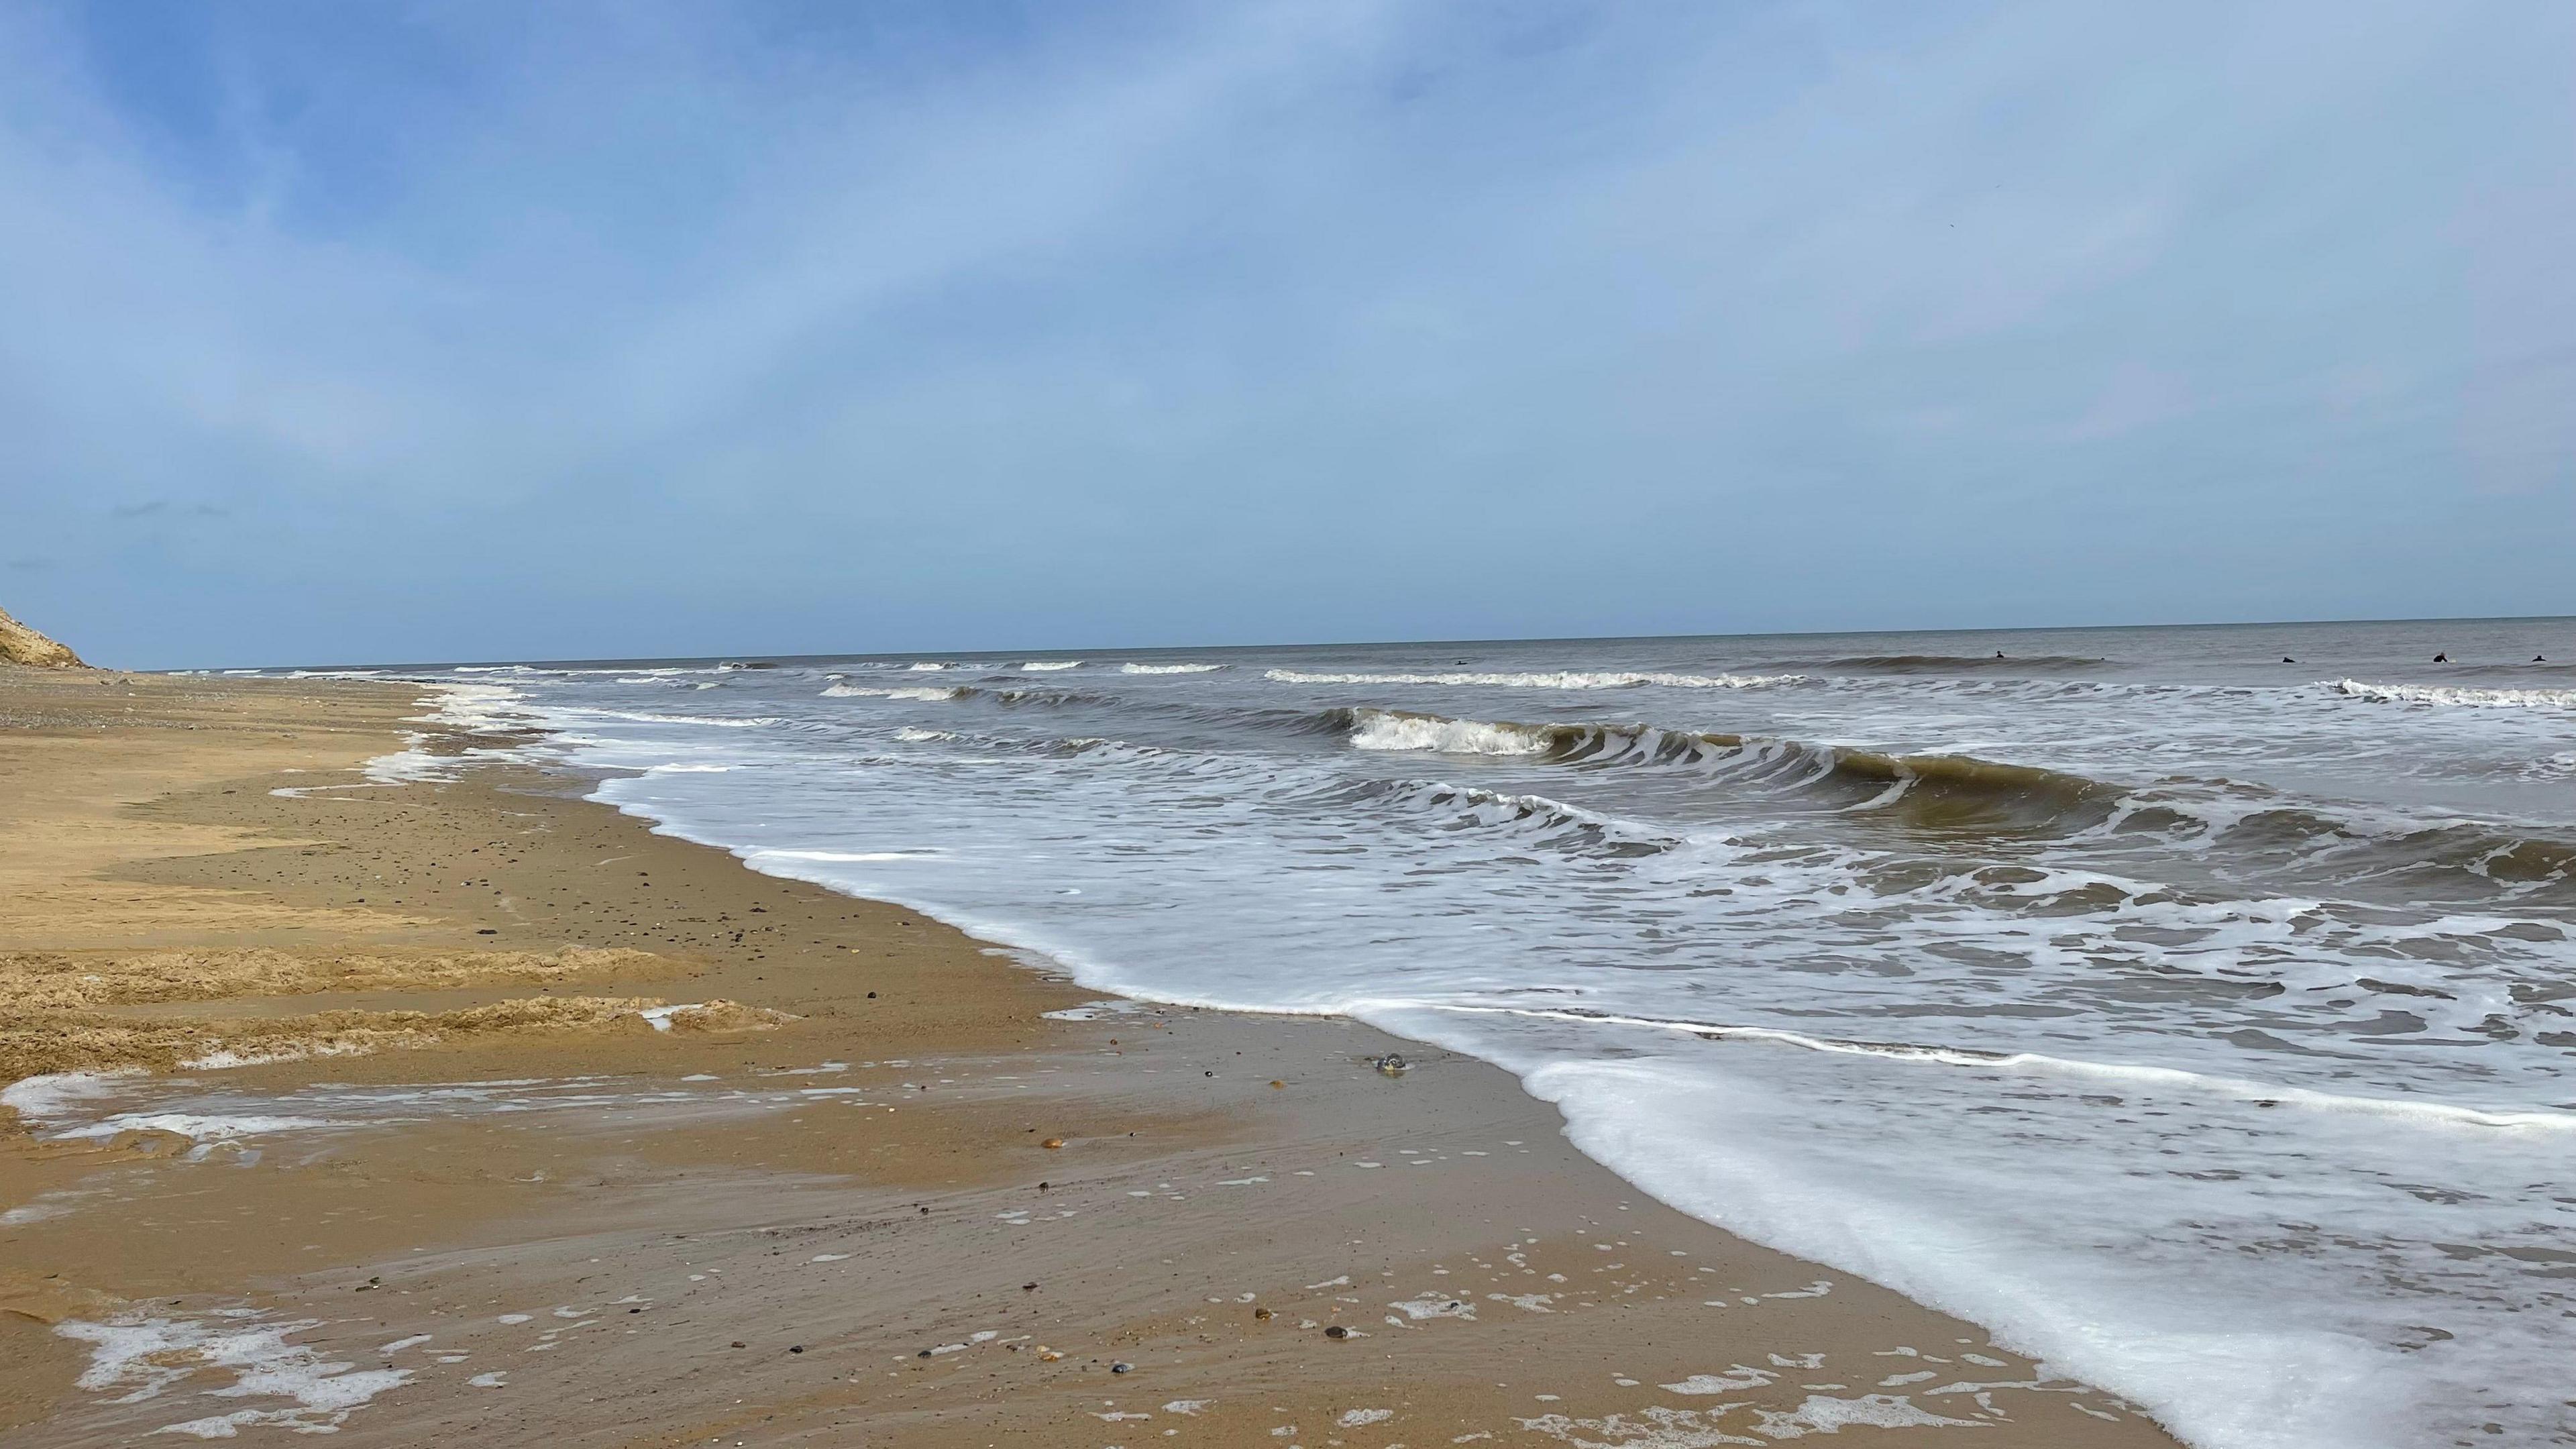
(1, 669, 2182, 1446)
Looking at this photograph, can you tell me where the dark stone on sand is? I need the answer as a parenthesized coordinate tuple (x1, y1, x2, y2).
(1324, 1325, 1348, 1339)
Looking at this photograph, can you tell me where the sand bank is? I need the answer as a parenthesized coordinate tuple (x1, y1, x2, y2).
(0, 668, 2182, 1446)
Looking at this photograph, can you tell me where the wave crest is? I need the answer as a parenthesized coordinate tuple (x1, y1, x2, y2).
(1334, 708, 2109, 830)
(1330, 706, 2576, 890)
(2328, 680, 2576, 709)
(822, 684, 966, 701)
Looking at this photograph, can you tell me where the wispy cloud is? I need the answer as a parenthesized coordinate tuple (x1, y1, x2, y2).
(1, 1, 2569, 667)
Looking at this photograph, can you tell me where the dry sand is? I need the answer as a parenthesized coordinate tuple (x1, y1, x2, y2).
(0, 667, 2184, 1447)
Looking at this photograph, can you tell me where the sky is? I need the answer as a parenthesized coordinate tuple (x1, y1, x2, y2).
(1, 1, 2571, 669)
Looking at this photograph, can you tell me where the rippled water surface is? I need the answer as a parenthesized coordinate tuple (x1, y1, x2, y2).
(274, 619, 2576, 1448)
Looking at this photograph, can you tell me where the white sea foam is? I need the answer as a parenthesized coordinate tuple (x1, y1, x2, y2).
(1020, 660, 1082, 671)
(413, 681, 535, 731)
(1419, 1004, 2576, 1134)
(1267, 667, 1801, 690)
(2, 1070, 129, 1115)
(336, 680, 564, 786)
(358, 745, 451, 784)
(312, 631, 2576, 1447)
(1660, 1368, 1774, 1394)
(823, 684, 963, 700)
(181, 1044, 374, 1071)
(54, 1112, 334, 1142)
(2, 1072, 152, 1144)
(1484, 1049, 2400, 1449)
(56, 1310, 409, 1436)
(2328, 679, 2576, 710)
(1346, 710, 1550, 756)
(1121, 662, 1224, 674)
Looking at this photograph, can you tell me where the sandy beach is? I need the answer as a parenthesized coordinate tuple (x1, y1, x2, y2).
(0, 667, 2181, 1447)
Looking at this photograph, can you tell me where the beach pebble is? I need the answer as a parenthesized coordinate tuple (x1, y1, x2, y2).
(1041, 1137, 1065, 1150)
(1112, 1361, 1134, 1374)
(1324, 1325, 1349, 1340)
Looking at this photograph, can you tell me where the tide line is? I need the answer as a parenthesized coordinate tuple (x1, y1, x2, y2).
(1405, 1002, 2576, 1134)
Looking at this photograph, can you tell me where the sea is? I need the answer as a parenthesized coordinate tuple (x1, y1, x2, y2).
(207, 619, 2576, 1444)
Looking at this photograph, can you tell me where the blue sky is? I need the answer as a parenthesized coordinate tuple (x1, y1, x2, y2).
(2, 1, 2569, 668)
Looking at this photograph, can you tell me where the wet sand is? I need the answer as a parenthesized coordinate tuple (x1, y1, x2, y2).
(0, 668, 2184, 1446)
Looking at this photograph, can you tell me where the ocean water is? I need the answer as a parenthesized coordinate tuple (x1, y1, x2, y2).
(285, 621, 2571, 1446)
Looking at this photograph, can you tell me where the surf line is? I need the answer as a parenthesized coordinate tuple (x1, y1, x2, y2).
(1395, 1002, 2576, 1134)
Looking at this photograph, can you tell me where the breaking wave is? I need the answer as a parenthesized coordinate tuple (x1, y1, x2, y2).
(1327, 777, 1677, 858)
(1122, 662, 1226, 674)
(1335, 707, 2115, 833)
(822, 684, 966, 701)
(1328, 707, 2576, 890)
(2328, 679, 2576, 710)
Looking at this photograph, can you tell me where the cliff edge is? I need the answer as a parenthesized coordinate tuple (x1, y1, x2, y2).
(0, 604, 86, 667)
